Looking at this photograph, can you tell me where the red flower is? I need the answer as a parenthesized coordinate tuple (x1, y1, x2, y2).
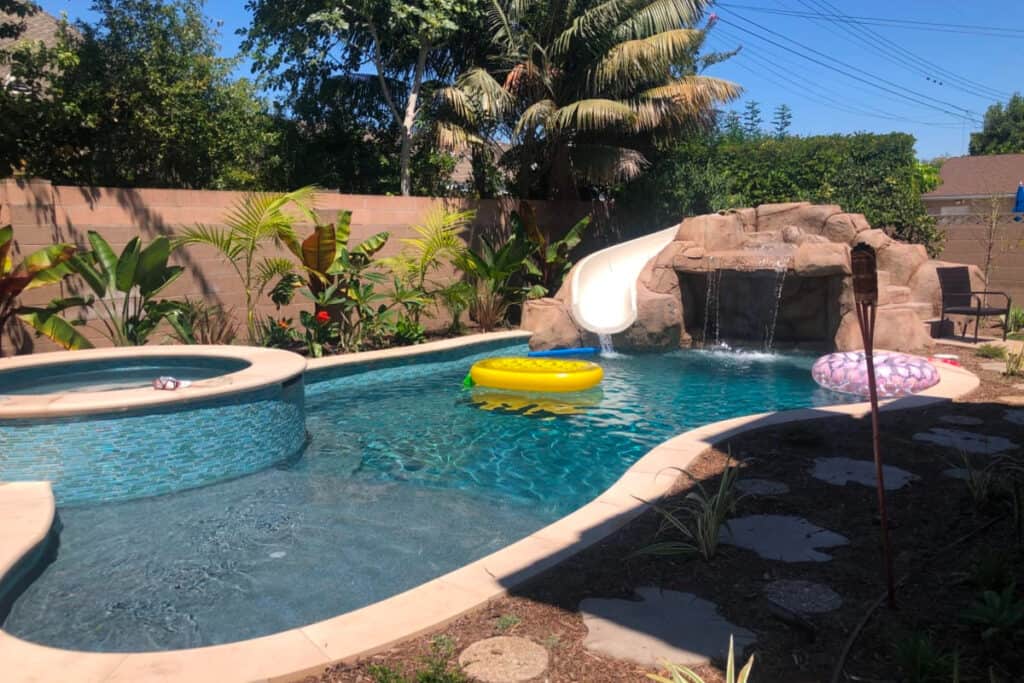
(315, 310, 331, 324)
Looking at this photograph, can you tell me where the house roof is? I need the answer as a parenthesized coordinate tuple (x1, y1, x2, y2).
(925, 153, 1024, 199)
(0, 8, 64, 81)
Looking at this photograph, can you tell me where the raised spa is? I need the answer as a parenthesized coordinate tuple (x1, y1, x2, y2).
(0, 346, 307, 505)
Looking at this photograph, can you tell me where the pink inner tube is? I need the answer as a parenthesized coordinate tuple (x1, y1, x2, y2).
(812, 351, 940, 398)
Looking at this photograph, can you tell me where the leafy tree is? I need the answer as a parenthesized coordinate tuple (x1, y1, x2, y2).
(0, 0, 280, 188)
(436, 0, 740, 199)
(741, 100, 762, 138)
(720, 110, 743, 142)
(243, 0, 484, 197)
(970, 93, 1024, 155)
(771, 104, 792, 139)
(0, 0, 37, 40)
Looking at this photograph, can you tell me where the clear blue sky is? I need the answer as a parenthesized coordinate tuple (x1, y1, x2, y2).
(39, 0, 1023, 160)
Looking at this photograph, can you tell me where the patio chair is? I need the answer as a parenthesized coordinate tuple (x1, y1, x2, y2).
(937, 266, 1012, 342)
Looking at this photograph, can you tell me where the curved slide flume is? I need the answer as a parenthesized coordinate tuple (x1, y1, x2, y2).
(570, 226, 679, 334)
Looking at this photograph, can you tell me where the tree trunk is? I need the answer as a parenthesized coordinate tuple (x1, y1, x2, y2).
(399, 44, 430, 197)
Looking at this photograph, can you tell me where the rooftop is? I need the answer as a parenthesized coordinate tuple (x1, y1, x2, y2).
(925, 153, 1024, 199)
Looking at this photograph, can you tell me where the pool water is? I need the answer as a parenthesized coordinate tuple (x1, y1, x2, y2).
(3, 346, 850, 651)
(0, 356, 250, 394)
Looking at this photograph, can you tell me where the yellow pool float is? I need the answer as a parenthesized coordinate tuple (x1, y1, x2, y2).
(469, 357, 603, 392)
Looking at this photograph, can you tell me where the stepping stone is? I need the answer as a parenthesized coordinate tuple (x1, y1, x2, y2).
(939, 415, 985, 426)
(764, 579, 842, 614)
(1005, 409, 1024, 426)
(580, 587, 755, 668)
(998, 396, 1024, 407)
(720, 515, 848, 562)
(980, 362, 1006, 372)
(810, 457, 917, 490)
(942, 467, 968, 480)
(736, 478, 790, 496)
(912, 428, 1018, 455)
(458, 636, 549, 683)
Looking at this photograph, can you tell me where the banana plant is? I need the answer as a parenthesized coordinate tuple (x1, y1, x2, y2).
(513, 201, 591, 299)
(0, 224, 92, 354)
(68, 231, 184, 346)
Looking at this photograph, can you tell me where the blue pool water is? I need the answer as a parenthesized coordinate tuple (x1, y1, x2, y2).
(0, 356, 250, 394)
(3, 345, 851, 652)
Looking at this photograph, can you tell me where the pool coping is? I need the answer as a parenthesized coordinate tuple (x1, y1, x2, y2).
(0, 339, 980, 683)
(0, 346, 307, 419)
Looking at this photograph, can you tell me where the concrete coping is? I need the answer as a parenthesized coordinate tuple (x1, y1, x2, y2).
(0, 339, 980, 683)
(0, 346, 307, 419)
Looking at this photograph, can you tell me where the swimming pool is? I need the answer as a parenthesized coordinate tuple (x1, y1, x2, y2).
(0, 356, 251, 395)
(2, 343, 851, 652)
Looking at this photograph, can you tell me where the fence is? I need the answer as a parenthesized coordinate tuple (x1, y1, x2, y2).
(1, 178, 594, 354)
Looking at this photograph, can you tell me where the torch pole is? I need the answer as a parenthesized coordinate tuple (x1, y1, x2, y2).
(856, 299, 896, 609)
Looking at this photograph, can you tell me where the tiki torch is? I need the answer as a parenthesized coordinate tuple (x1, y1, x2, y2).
(851, 243, 896, 609)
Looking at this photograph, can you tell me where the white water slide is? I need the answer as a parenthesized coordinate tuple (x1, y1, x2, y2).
(570, 226, 679, 335)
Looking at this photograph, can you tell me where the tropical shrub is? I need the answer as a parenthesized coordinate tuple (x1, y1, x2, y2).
(513, 203, 590, 298)
(648, 636, 753, 683)
(635, 457, 742, 562)
(894, 632, 957, 683)
(176, 186, 316, 340)
(383, 207, 473, 325)
(65, 231, 184, 346)
(0, 225, 91, 353)
(962, 584, 1024, 643)
(976, 344, 1007, 359)
(167, 298, 239, 345)
(458, 231, 532, 331)
(1007, 306, 1024, 334)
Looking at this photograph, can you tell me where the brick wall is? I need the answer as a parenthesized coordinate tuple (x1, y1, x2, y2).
(926, 195, 1024, 308)
(1, 178, 594, 354)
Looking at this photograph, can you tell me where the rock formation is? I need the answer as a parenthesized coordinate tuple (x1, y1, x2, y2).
(524, 203, 983, 353)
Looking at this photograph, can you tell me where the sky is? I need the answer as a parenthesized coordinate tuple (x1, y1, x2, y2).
(37, 0, 1024, 161)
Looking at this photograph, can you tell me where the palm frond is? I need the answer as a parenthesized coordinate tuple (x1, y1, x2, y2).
(514, 99, 557, 136)
(618, 0, 707, 40)
(549, 99, 636, 132)
(457, 67, 513, 118)
(571, 144, 649, 185)
(255, 257, 296, 291)
(592, 29, 704, 93)
(174, 225, 242, 260)
(434, 121, 482, 151)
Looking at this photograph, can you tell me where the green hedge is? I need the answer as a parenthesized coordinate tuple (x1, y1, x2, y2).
(619, 132, 943, 255)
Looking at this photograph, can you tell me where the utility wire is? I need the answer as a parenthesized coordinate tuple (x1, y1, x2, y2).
(715, 12, 982, 123)
(709, 29, 964, 128)
(716, 3, 1022, 38)
(791, 0, 1009, 103)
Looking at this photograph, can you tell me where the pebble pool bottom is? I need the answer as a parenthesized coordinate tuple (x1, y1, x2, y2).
(3, 346, 853, 652)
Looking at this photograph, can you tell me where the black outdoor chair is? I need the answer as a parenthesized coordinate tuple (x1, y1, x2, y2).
(937, 266, 1012, 342)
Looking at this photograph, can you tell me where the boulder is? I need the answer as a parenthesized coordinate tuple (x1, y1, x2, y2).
(855, 229, 892, 252)
(653, 240, 687, 268)
(823, 213, 871, 244)
(756, 202, 841, 234)
(908, 260, 987, 316)
(619, 285, 683, 350)
(834, 308, 933, 352)
(645, 264, 680, 295)
(675, 213, 746, 251)
(877, 242, 927, 286)
(793, 242, 851, 277)
(782, 225, 804, 244)
(522, 298, 582, 350)
(731, 207, 758, 232)
(682, 246, 705, 259)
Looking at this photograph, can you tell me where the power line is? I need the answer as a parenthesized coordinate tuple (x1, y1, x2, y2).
(715, 12, 982, 123)
(709, 29, 964, 128)
(790, 0, 1009, 103)
(716, 3, 1023, 38)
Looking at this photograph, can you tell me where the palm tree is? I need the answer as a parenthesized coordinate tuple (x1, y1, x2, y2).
(435, 0, 741, 198)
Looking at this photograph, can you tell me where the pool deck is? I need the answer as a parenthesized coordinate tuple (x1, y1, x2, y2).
(0, 333, 980, 683)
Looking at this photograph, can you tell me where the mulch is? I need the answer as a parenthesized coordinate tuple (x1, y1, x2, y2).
(314, 344, 1024, 683)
